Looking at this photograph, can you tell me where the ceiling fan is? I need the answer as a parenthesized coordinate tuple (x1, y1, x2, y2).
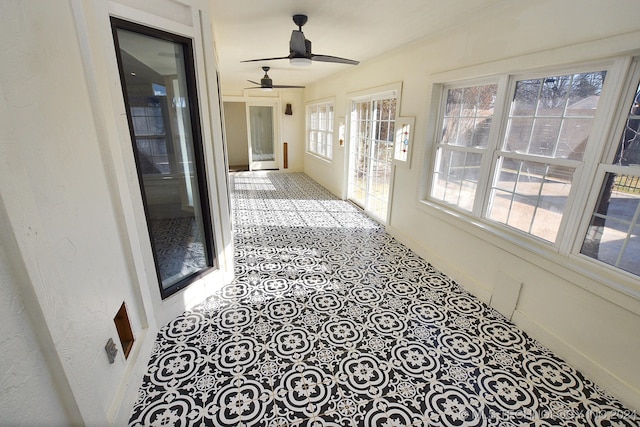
(245, 66, 305, 91)
(241, 14, 360, 66)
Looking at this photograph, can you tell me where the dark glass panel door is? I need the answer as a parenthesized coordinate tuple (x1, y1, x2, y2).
(112, 19, 215, 298)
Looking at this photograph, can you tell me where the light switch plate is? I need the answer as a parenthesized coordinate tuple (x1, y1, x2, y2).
(105, 338, 118, 364)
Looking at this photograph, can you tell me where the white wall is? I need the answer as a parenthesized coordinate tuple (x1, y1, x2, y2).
(303, 0, 640, 410)
(279, 90, 305, 172)
(0, 210, 71, 426)
(0, 0, 231, 424)
(223, 102, 250, 166)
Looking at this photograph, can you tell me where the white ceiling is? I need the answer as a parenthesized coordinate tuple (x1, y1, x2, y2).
(210, 0, 504, 94)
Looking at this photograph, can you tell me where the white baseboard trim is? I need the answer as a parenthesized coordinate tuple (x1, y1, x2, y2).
(512, 310, 640, 411)
(111, 325, 158, 426)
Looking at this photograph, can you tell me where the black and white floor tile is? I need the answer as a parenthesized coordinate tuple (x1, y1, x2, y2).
(129, 172, 638, 426)
(150, 216, 206, 283)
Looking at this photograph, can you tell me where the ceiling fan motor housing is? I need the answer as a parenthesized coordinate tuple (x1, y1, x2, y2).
(292, 14, 308, 29)
(240, 13, 359, 65)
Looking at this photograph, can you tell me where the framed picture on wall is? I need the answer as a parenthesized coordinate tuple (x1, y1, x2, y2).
(393, 116, 414, 167)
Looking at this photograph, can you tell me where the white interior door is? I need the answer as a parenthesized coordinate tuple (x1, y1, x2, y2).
(247, 104, 279, 170)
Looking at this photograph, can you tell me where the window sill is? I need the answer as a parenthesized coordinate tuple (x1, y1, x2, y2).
(415, 198, 640, 315)
(305, 152, 333, 164)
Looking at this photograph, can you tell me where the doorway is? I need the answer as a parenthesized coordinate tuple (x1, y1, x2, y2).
(347, 92, 398, 223)
(111, 18, 216, 299)
(223, 101, 250, 171)
(223, 100, 280, 171)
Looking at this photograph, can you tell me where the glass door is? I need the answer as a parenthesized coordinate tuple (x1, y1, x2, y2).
(348, 95, 397, 223)
(112, 19, 215, 298)
(248, 104, 278, 170)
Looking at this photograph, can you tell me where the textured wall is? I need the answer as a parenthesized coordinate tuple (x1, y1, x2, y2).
(0, 225, 70, 426)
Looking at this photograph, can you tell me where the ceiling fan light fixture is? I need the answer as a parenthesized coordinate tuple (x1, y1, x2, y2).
(290, 57, 312, 66)
(261, 87, 273, 92)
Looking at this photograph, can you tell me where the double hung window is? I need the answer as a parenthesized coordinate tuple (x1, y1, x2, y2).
(432, 82, 498, 212)
(306, 101, 334, 160)
(428, 57, 640, 280)
(487, 71, 606, 242)
(581, 67, 640, 276)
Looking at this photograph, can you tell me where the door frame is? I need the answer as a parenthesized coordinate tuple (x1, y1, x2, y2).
(222, 95, 282, 171)
(344, 82, 402, 224)
(246, 100, 280, 170)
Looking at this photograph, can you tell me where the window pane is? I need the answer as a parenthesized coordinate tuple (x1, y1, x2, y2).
(566, 72, 607, 117)
(441, 84, 497, 148)
(488, 159, 573, 242)
(512, 79, 541, 116)
(249, 106, 275, 162)
(537, 76, 569, 117)
(328, 105, 334, 128)
(504, 118, 533, 152)
(446, 88, 463, 115)
(432, 148, 482, 211)
(614, 80, 640, 166)
(505, 71, 606, 161)
(441, 118, 459, 145)
(581, 173, 640, 276)
(557, 118, 593, 159)
(530, 118, 562, 156)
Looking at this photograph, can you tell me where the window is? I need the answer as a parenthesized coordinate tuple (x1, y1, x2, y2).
(488, 72, 606, 242)
(112, 19, 216, 298)
(426, 58, 640, 280)
(580, 69, 640, 276)
(307, 101, 334, 159)
(432, 82, 498, 212)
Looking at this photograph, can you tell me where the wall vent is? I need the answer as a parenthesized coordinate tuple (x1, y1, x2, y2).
(114, 302, 134, 359)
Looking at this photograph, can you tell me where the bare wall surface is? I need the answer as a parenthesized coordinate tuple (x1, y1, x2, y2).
(223, 102, 249, 167)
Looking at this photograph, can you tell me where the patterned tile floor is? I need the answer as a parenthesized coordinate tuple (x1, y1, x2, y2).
(129, 172, 638, 426)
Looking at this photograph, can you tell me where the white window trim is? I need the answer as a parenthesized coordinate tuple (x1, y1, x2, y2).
(420, 55, 640, 304)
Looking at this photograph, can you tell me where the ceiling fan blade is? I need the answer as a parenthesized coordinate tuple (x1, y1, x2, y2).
(311, 54, 360, 65)
(247, 80, 262, 85)
(241, 56, 291, 63)
(272, 84, 306, 89)
(289, 30, 306, 56)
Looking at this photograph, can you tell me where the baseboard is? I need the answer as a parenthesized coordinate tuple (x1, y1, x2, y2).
(110, 325, 158, 426)
(512, 310, 640, 411)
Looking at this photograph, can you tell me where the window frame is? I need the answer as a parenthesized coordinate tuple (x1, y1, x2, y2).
(306, 99, 335, 161)
(573, 57, 640, 277)
(422, 56, 640, 289)
(111, 17, 217, 299)
(430, 76, 508, 217)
